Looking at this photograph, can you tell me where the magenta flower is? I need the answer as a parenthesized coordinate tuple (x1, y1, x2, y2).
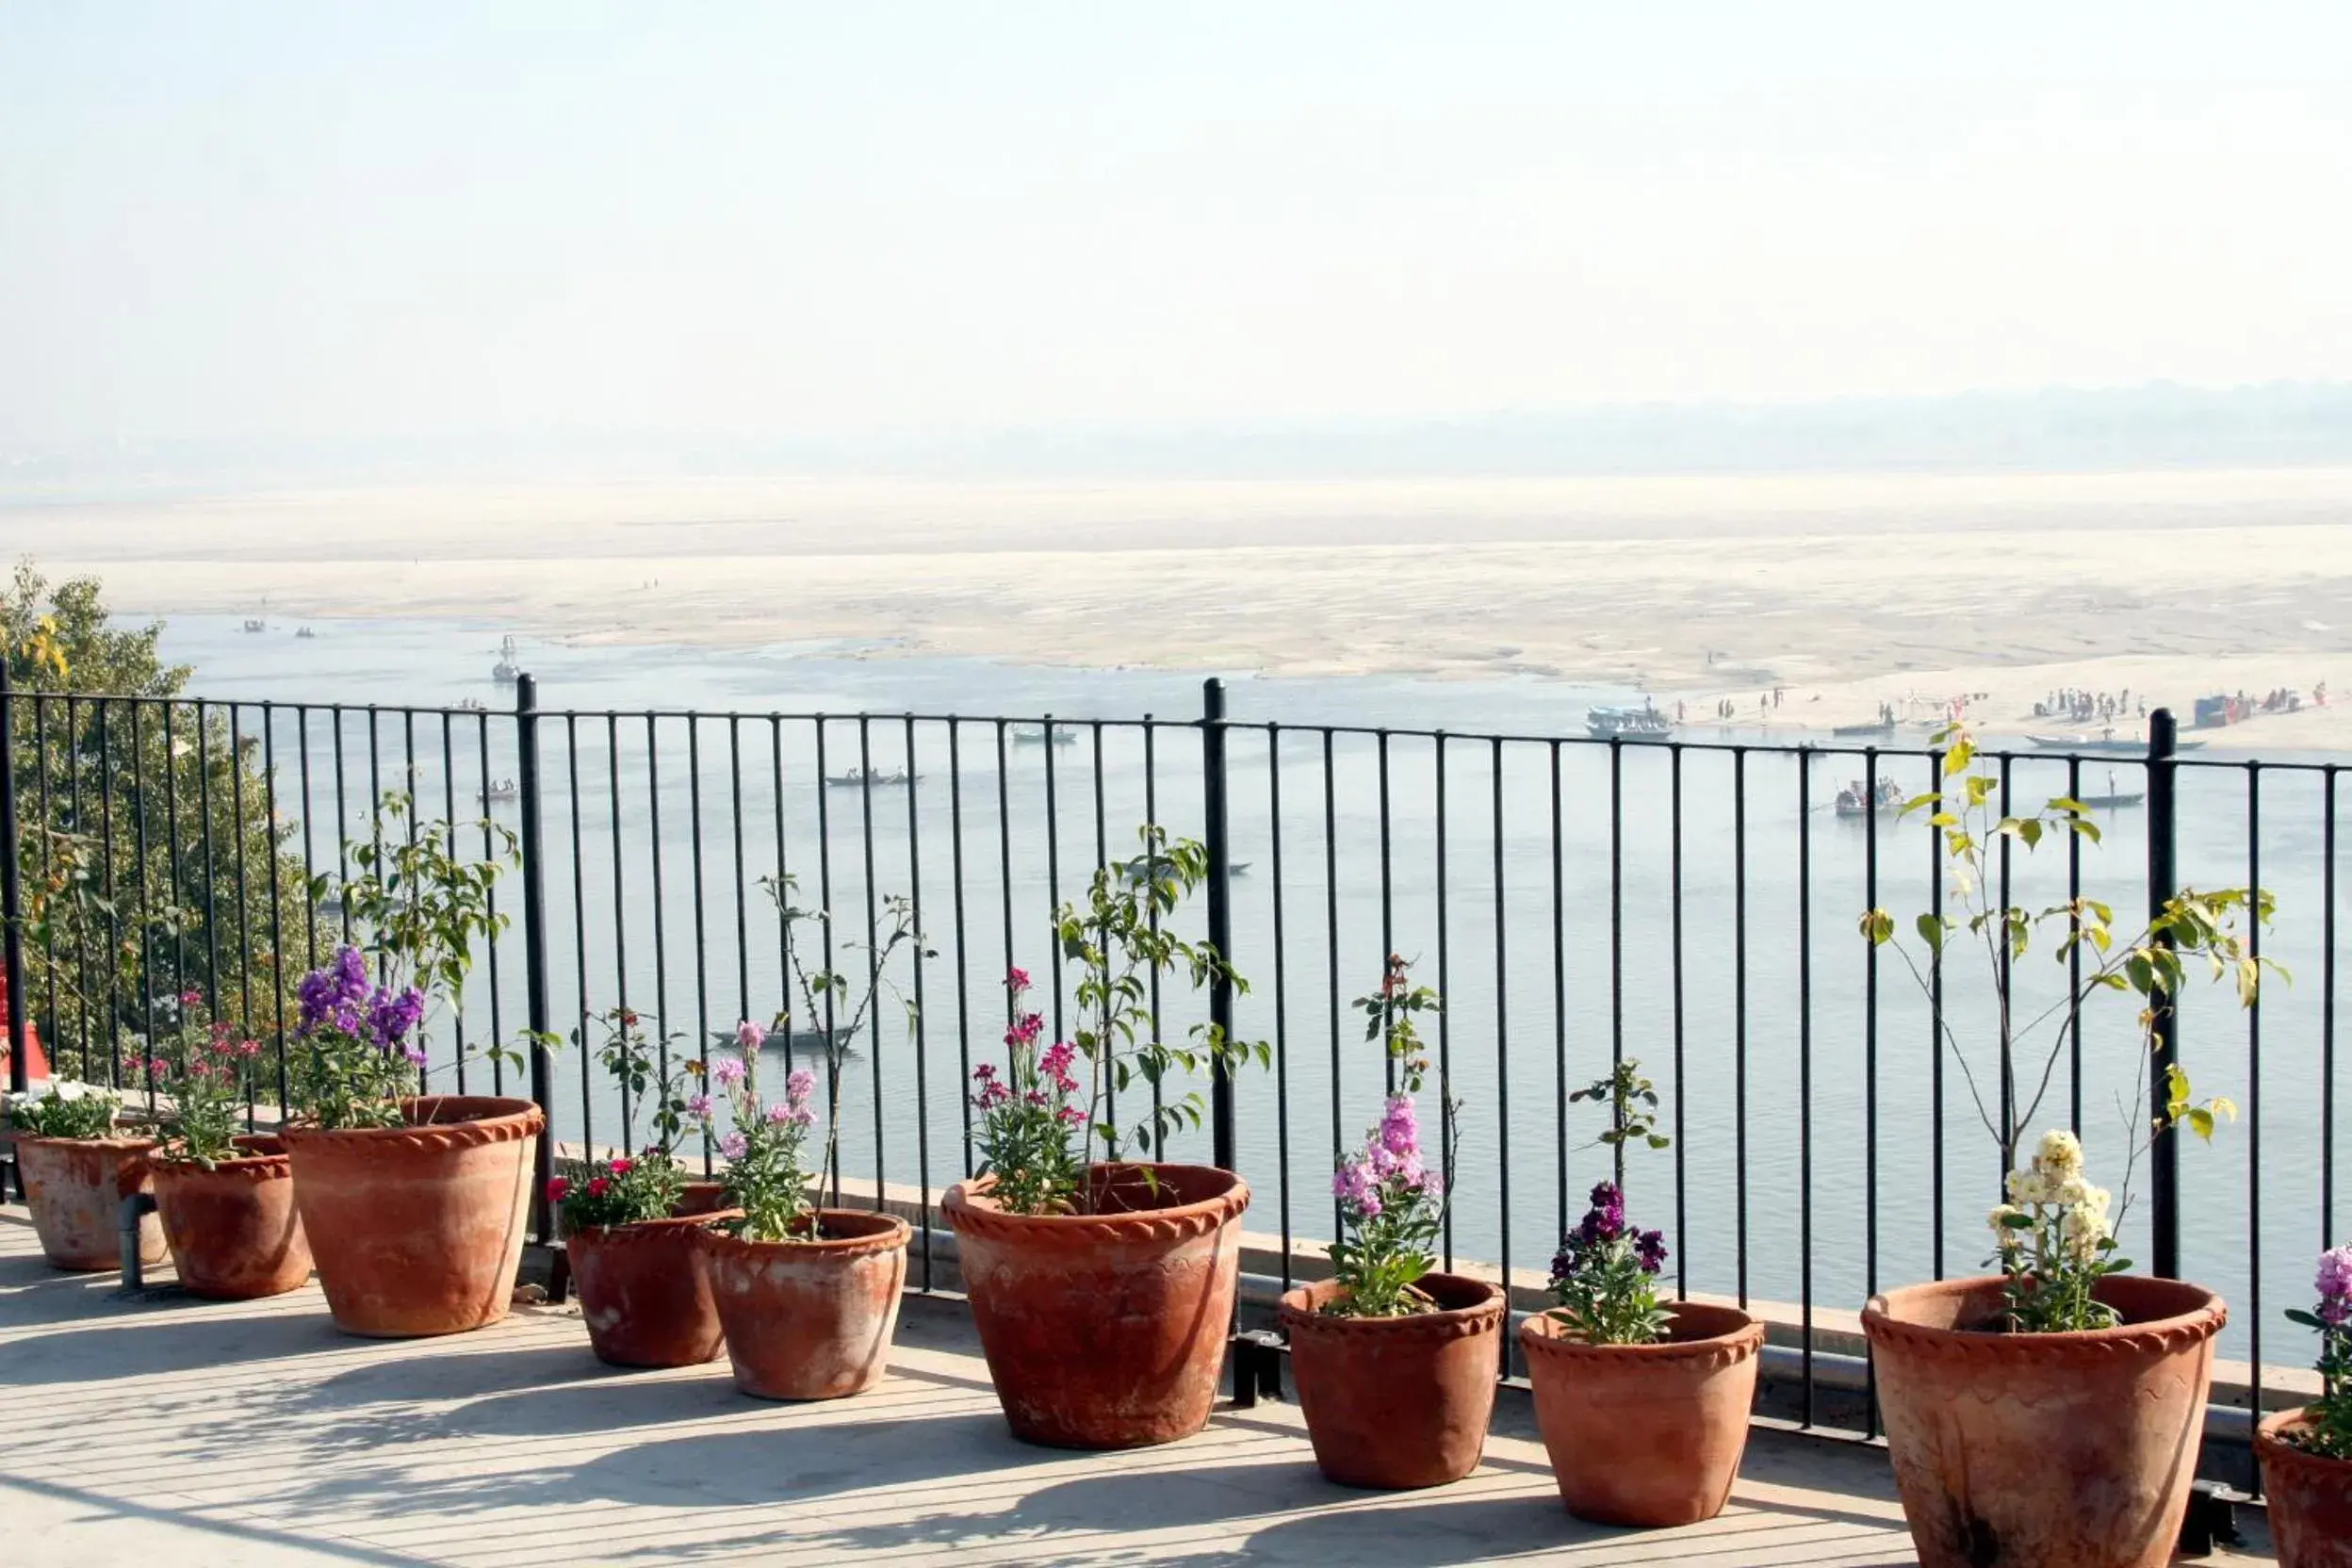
(719, 1130, 748, 1160)
(734, 1020, 766, 1054)
(1005, 967, 1032, 991)
(1332, 1154, 1382, 1219)
(685, 1093, 713, 1119)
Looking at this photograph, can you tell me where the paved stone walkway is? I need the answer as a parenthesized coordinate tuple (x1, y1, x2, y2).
(0, 1212, 2275, 1565)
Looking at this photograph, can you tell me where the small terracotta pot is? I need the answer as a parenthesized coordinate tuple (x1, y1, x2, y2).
(149, 1135, 312, 1299)
(2257, 1408, 2352, 1568)
(281, 1095, 543, 1338)
(944, 1162, 1248, 1449)
(1863, 1274, 2223, 1568)
(567, 1182, 739, 1368)
(14, 1134, 163, 1271)
(1520, 1299, 1763, 1526)
(1280, 1273, 1504, 1488)
(698, 1208, 910, 1399)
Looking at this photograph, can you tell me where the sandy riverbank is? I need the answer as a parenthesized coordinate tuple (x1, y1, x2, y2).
(10, 466, 2350, 749)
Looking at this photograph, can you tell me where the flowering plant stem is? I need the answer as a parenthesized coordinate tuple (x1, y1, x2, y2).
(1325, 955, 1451, 1317)
(760, 876, 929, 1235)
(152, 988, 264, 1165)
(1545, 1061, 1672, 1344)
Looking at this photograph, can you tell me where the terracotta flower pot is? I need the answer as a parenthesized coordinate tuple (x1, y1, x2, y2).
(1863, 1274, 2224, 1568)
(1520, 1299, 1763, 1526)
(567, 1182, 740, 1368)
(1279, 1272, 1505, 1488)
(149, 1135, 313, 1299)
(698, 1207, 911, 1399)
(281, 1095, 543, 1338)
(14, 1134, 163, 1271)
(2257, 1408, 2352, 1568)
(943, 1162, 1248, 1449)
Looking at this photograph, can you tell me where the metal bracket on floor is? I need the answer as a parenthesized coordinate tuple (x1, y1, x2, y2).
(2176, 1479, 2241, 1557)
(116, 1190, 158, 1294)
(1229, 1330, 1284, 1409)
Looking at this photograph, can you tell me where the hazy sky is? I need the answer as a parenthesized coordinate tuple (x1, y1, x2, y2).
(6, 3, 2350, 449)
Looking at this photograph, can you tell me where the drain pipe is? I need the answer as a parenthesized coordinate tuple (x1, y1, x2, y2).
(118, 1191, 157, 1291)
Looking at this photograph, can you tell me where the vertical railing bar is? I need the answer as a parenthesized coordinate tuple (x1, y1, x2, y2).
(646, 715, 676, 1167)
(1997, 753, 2015, 1172)
(514, 676, 557, 1243)
(162, 699, 187, 1017)
(2327, 766, 2340, 1247)
(1671, 743, 1688, 1300)
(994, 720, 1014, 1048)
(1863, 742, 1881, 1438)
(131, 702, 157, 1115)
(31, 695, 55, 1054)
(1379, 730, 1395, 1097)
(813, 720, 839, 1203)
(331, 705, 351, 947)
(905, 714, 933, 1286)
(1798, 747, 1815, 1429)
(1433, 730, 1451, 1271)
(101, 701, 122, 1087)
(228, 704, 256, 1128)
(66, 696, 91, 1082)
(2066, 755, 2084, 1134)
(440, 711, 466, 1095)
(1325, 728, 1343, 1244)
(731, 716, 752, 1043)
(1203, 681, 1236, 1176)
(1491, 736, 1511, 1375)
(689, 718, 715, 1182)
(1142, 718, 1162, 1140)
(1268, 723, 1293, 1290)
(1929, 744, 1947, 1281)
(196, 700, 220, 1035)
(608, 713, 631, 1152)
(1733, 745, 1748, 1307)
(1609, 737, 1625, 1185)
(2246, 762, 2263, 1421)
(566, 714, 593, 1154)
(2146, 712, 2180, 1280)
(479, 710, 506, 1098)
(858, 717, 884, 1210)
(1043, 715, 1064, 1046)
(947, 722, 972, 1170)
(0, 668, 28, 1101)
(769, 715, 792, 1078)
(262, 705, 290, 1113)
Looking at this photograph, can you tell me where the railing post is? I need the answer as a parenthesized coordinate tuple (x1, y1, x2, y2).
(1, 661, 31, 1101)
(2147, 707, 2181, 1280)
(1202, 678, 1236, 1174)
(514, 674, 557, 1244)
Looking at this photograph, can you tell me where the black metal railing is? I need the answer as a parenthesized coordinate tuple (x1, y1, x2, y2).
(1, 666, 2340, 1448)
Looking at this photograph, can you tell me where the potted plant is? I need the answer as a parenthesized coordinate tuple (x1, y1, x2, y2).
(279, 793, 547, 1337)
(691, 882, 923, 1400)
(4, 1076, 162, 1271)
(944, 826, 1269, 1449)
(2256, 1244, 2352, 1566)
(1521, 1060, 1762, 1526)
(1280, 956, 1502, 1489)
(553, 1006, 736, 1368)
(1859, 724, 2268, 1568)
(146, 987, 312, 1298)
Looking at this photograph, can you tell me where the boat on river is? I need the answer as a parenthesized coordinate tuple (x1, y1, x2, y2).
(2027, 731, 2202, 756)
(492, 636, 523, 683)
(826, 767, 916, 788)
(1586, 705, 1674, 741)
(1012, 723, 1081, 746)
(1835, 776, 1905, 818)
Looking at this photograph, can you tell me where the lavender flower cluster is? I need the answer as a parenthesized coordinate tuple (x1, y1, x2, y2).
(1550, 1182, 1668, 1282)
(297, 945, 430, 1068)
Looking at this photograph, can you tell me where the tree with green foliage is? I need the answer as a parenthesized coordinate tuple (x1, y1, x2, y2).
(3, 561, 331, 1099)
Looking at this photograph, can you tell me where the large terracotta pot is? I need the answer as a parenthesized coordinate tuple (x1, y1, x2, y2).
(1863, 1275, 2224, 1568)
(14, 1134, 163, 1271)
(943, 1162, 1248, 1449)
(1520, 1299, 1763, 1526)
(699, 1207, 910, 1399)
(566, 1182, 738, 1368)
(281, 1095, 542, 1337)
(149, 1135, 312, 1299)
(1279, 1272, 1504, 1488)
(2258, 1409, 2352, 1568)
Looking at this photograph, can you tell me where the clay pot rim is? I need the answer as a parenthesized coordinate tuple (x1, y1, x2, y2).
(2256, 1407, 2352, 1475)
(11, 1132, 158, 1152)
(280, 1094, 545, 1152)
(150, 1148, 295, 1180)
(567, 1204, 746, 1245)
(698, 1207, 912, 1258)
(1279, 1272, 1506, 1343)
(1521, 1299, 1764, 1365)
(1862, 1273, 2226, 1357)
(943, 1162, 1250, 1243)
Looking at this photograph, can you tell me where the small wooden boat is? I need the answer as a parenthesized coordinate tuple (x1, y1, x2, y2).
(492, 636, 523, 683)
(1835, 776, 1905, 818)
(1587, 705, 1674, 741)
(2027, 731, 2204, 756)
(825, 768, 915, 788)
(1012, 723, 1081, 746)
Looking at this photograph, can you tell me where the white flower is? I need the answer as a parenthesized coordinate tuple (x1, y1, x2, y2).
(2005, 1168, 2055, 1207)
(1986, 1204, 2028, 1248)
(2062, 1185, 2113, 1263)
(2054, 1175, 2091, 1206)
(2034, 1128, 2083, 1178)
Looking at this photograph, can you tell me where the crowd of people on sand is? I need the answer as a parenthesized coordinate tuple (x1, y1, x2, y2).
(2034, 687, 2148, 722)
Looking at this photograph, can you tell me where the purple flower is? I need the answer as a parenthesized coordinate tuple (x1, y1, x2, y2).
(368, 986, 427, 1048)
(2317, 1245, 2352, 1300)
(402, 1046, 429, 1068)
(1331, 1154, 1382, 1219)
(1635, 1228, 1669, 1275)
(685, 1093, 713, 1119)
(763, 1101, 800, 1125)
(719, 1130, 748, 1160)
(1377, 1094, 1418, 1158)
(786, 1068, 817, 1105)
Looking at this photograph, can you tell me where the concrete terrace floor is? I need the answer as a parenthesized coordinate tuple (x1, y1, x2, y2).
(0, 1212, 2277, 1568)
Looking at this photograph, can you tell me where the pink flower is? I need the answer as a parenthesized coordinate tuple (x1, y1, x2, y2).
(712, 1058, 747, 1087)
(146, 1057, 171, 1078)
(1005, 967, 1032, 991)
(1331, 1155, 1382, 1219)
(786, 1068, 817, 1105)
(189, 1060, 212, 1079)
(585, 1176, 609, 1198)
(735, 1021, 767, 1054)
(2317, 1245, 2352, 1300)
(608, 1157, 634, 1177)
(720, 1131, 748, 1160)
(1377, 1094, 1418, 1159)
(1005, 1012, 1044, 1049)
(685, 1093, 713, 1119)
(973, 1078, 1011, 1111)
(237, 1038, 262, 1057)
(179, 988, 204, 1009)
(546, 1176, 570, 1203)
(1055, 1105, 1087, 1126)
